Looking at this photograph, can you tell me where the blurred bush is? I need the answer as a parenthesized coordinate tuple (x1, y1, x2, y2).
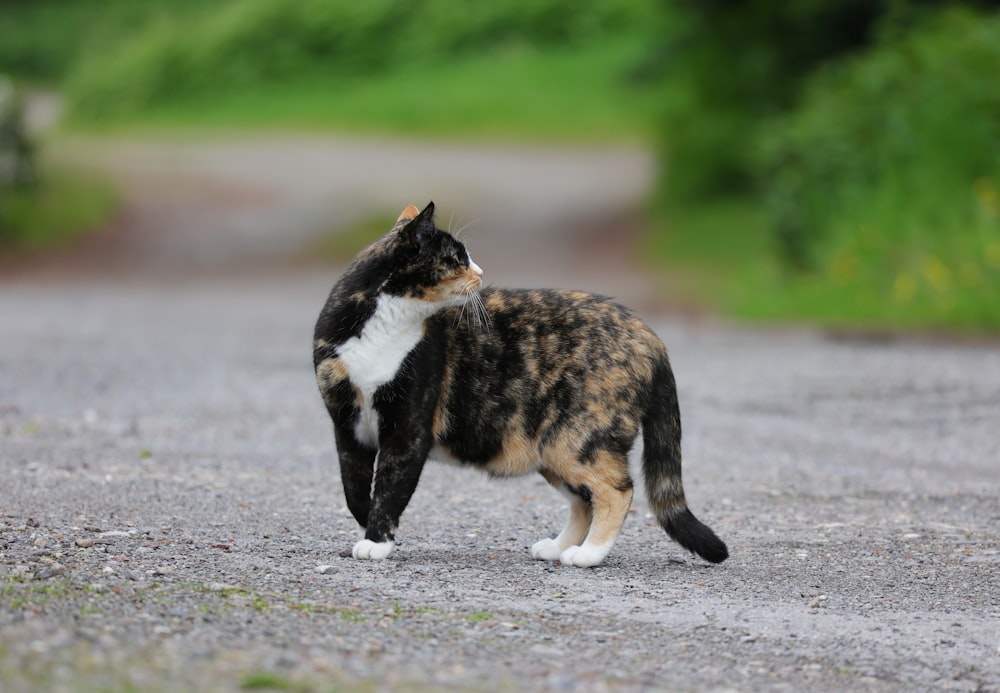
(0, 76, 115, 249)
(652, 1, 1000, 329)
(65, 0, 657, 122)
(758, 9, 1000, 271)
(0, 0, 210, 82)
(0, 78, 35, 187)
(655, 0, 999, 202)
(756, 9, 1000, 321)
(655, 0, 882, 201)
(0, 76, 36, 241)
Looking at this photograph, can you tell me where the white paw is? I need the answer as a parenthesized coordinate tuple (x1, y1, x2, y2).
(352, 539, 395, 560)
(559, 543, 610, 568)
(530, 538, 563, 561)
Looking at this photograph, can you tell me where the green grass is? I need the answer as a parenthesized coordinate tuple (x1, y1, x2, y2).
(0, 168, 117, 250)
(308, 213, 398, 262)
(70, 41, 655, 143)
(646, 197, 1000, 332)
(241, 672, 315, 692)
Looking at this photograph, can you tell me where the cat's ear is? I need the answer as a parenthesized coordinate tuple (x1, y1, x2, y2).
(395, 204, 421, 224)
(399, 201, 438, 253)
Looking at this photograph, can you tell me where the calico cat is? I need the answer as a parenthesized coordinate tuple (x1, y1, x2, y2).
(313, 202, 728, 568)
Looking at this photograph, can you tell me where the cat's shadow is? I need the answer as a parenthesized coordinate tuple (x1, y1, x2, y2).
(349, 544, 704, 574)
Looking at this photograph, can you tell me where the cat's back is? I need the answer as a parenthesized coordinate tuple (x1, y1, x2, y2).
(441, 287, 666, 371)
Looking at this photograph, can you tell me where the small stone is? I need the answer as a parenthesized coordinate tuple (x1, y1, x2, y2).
(315, 564, 337, 574)
(89, 583, 109, 594)
(150, 566, 173, 576)
(207, 582, 240, 592)
(33, 564, 65, 580)
(75, 538, 95, 548)
(807, 595, 827, 609)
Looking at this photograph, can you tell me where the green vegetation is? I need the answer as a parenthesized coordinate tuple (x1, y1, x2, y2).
(652, 2, 1000, 331)
(109, 39, 653, 142)
(59, 0, 657, 139)
(0, 0, 214, 83)
(647, 196, 1000, 330)
(241, 672, 314, 693)
(3, 0, 997, 330)
(0, 168, 117, 250)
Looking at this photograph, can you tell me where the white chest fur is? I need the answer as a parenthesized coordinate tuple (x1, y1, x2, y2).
(336, 294, 445, 446)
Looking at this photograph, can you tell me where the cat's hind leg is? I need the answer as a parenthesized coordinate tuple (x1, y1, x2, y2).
(530, 470, 592, 561)
(551, 451, 634, 568)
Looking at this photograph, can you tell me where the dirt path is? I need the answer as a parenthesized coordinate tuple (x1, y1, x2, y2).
(42, 135, 658, 306)
(1, 133, 998, 692)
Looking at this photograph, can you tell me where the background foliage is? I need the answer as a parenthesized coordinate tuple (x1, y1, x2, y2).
(62, 0, 656, 123)
(652, 0, 1000, 329)
(2, 0, 998, 329)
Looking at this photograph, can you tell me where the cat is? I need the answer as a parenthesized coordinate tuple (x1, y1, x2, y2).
(313, 202, 728, 568)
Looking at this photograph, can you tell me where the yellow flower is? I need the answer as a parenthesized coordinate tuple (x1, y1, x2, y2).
(831, 253, 860, 285)
(986, 242, 1000, 270)
(922, 255, 951, 292)
(959, 262, 982, 288)
(892, 273, 918, 303)
(973, 177, 998, 217)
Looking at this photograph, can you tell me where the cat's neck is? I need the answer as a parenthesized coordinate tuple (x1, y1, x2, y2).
(334, 293, 447, 394)
(367, 292, 447, 330)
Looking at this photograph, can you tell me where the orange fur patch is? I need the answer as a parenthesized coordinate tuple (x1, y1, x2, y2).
(396, 204, 420, 223)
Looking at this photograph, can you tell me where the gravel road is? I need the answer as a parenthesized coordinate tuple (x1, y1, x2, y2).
(2, 135, 998, 692)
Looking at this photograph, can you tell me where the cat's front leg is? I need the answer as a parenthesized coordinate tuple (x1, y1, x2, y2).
(335, 435, 377, 530)
(352, 447, 427, 560)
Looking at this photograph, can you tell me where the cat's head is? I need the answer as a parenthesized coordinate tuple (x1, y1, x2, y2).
(352, 201, 483, 303)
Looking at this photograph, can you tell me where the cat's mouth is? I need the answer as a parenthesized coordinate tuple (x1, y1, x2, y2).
(450, 263, 484, 297)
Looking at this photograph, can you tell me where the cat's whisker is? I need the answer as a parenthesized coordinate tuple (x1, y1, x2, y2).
(464, 287, 491, 332)
(453, 219, 482, 242)
(451, 292, 469, 328)
(463, 292, 478, 329)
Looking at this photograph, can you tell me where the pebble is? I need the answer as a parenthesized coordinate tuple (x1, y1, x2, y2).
(807, 595, 828, 609)
(315, 565, 338, 574)
(33, 564, 65, 580)
(206, 582, 244, 593)
(76, 538, 95, 548)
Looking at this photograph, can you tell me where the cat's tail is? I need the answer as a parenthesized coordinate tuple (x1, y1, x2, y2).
(642, 357, 729, 564)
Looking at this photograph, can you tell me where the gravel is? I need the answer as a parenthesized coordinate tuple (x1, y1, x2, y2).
(1, 272, 998, 692)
